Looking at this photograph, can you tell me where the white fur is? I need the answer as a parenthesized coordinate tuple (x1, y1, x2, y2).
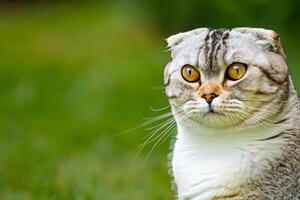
(172, 123, 287, 200)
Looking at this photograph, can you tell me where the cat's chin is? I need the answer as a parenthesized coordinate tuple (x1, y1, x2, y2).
(186, 111, 239, 129)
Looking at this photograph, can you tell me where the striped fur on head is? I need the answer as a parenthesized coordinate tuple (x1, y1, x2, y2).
(164, 27, 289, 129)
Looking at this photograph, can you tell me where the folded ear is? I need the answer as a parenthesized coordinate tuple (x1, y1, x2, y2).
(166, 28, 208, 58)
(234, 27, 288, 83)
(233, 27, 286, 58)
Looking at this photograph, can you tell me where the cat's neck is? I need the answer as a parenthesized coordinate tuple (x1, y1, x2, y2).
(172, 123, 289, 199)
(175, 121, 289, 161)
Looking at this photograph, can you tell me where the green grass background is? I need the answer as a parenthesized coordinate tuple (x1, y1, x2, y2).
(0, 1, 299, 200)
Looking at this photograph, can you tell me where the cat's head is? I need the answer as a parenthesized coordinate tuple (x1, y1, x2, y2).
(164, 28, 290, 130)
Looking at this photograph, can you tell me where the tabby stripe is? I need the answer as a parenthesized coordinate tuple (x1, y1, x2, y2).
(256, 131, 286, 141)
(213, 30, 231, 71)
(209, 29, 225, 70)
(221, 31, 230, 65)
(164, 77, 170, 87)
(167, 95, 180, 99)
(274, 118, 289, 124)
(253, 64, 288, 84)
(212, 193, 239, 200)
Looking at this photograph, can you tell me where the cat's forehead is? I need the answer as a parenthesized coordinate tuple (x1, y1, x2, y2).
(169, 28, 264, 73)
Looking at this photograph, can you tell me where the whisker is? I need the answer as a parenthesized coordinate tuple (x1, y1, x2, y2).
(144, 110, 184, 131)
(241, 104, 282, 116)
(227, 112, 243, 131)
(143, 118, 175, 141)
(241, 98, 289, 103)
(128, 115, 175, 171)
(113, 112, 173, 137)
(234, 109, 288, 130)
(149, 105, 170, 112)
(141, 112, 173, 121)
(142, 111, 184, 142)
(144, 117, 175, 131)
(158, 125, 177, 146)
(136, 110, 189, 164)
(143, 122, 177, 164)
(137, 122, 175, 162)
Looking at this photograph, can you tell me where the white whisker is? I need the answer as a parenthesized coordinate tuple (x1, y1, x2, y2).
(113, 112, 173, 137)
(149, 105, 170, 112)
(143, 122, 177, 163)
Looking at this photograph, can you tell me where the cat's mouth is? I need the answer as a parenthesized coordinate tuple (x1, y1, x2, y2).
(184, 105, 239, 128)
(203, 110, 225, 117)
(203, 109, 225, 119)
(204, 104, 225, 117)
(181, 99, 246, 128)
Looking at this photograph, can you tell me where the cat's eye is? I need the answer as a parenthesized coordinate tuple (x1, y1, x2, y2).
(181, 65, 200, 82)
(226, 63, 247, 80)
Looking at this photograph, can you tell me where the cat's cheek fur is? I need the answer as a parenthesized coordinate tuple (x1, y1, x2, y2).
(183, 99, 209, 115)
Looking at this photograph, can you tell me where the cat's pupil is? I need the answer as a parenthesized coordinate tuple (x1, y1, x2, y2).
(233, 65, 240, 74)
(187, 68, 192, 76)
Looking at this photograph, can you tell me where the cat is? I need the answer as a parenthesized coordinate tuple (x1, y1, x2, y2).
(164, 28, 300, 200)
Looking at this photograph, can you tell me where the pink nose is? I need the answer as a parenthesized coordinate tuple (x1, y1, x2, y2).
(202, 93, 218, 104)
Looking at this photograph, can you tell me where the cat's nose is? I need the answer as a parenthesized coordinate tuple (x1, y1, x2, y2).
(202, 93, 218, 104)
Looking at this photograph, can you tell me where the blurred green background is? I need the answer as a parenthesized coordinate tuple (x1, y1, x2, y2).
(0, 0, 299, 199)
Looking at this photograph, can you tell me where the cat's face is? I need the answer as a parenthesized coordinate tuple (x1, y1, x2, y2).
(164, 28, 289, 129)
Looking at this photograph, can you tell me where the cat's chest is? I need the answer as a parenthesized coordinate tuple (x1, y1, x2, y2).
(172, 131, 250, 200)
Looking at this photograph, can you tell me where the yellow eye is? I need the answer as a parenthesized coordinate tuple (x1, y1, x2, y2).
(181, 65, 200, 82)
(226, 63, 247, 80)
